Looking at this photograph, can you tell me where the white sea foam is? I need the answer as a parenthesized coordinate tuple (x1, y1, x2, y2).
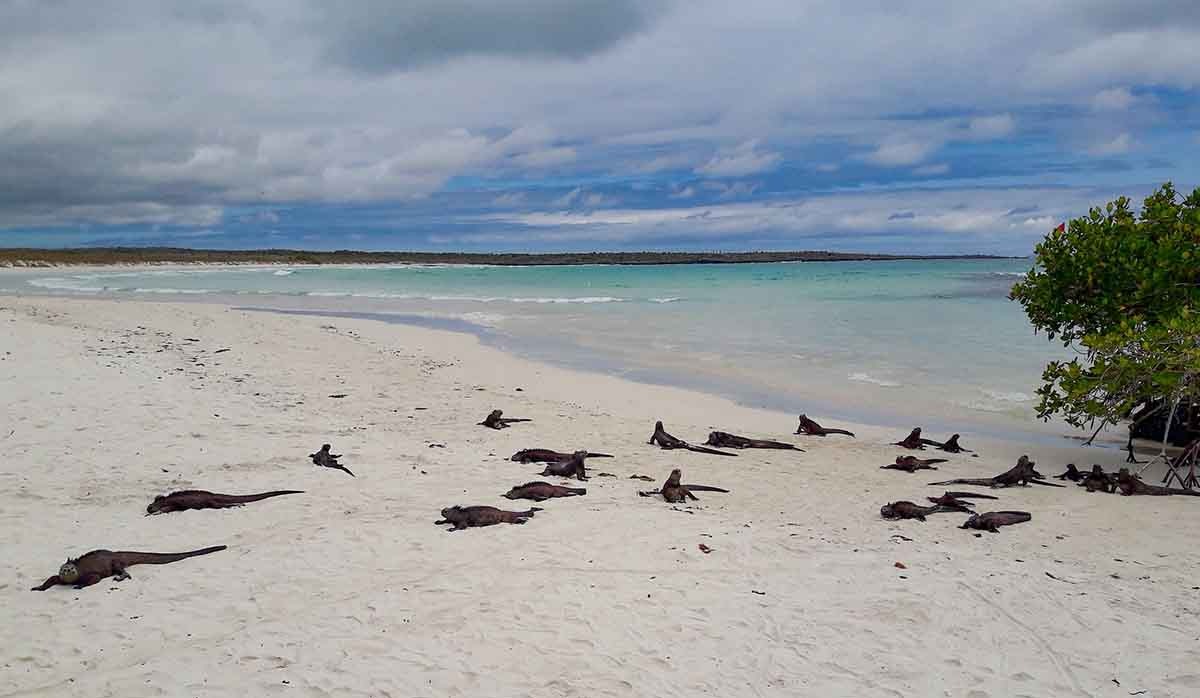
(455, 312, 509, 327)
(282, 291, 626, 304)
(132, 288, 213, 295)
(510, 296, 624, 304)
(650, 297, 683, 303)
(25, 277, 107, 293)
(955, 389, 1036, 414)
(426, 295, 626, 304)
(982, 389, 1034, 403)
(273, 269, 295, 276)
(26, 277, 77, 290)
(847, 372, 902, 388)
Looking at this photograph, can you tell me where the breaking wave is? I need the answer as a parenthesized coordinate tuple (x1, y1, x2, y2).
(132, 288, 213, 295)
(956, 389, 1036, 414)
(847, 372, 902, 387)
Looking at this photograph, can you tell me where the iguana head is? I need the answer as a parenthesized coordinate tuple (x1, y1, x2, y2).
(58, 560, 80, 584)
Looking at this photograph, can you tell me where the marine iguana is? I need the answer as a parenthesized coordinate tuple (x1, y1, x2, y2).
(795, 414, 855, 437)
(703, 431, 804, 451)
(1116, 468, 1200, 497)
(937, 434, 974, 453)
(539, 450, 590, 480)
(894, 427, 944, 450)
(504, 481, 587, 501)
(880, 455, 947, 472)
(639, 468, 730, 503)
(928, 455, 1065, 488)
(926, 491, 998, 508)
(31, 546, 227, 590)
(1055, 464, 1085, 482)
(309, 443, 355, 477)
(478, 410, 532, 430)
(435, 505, 542, 530)
(648, 421, 736, 456)
(1080, 465, 1117, 493)
(510, 448, 613, 464)
(880, 500, 972, 521)
(960, 511, 1032, 532)
(146, 489, 303, 515)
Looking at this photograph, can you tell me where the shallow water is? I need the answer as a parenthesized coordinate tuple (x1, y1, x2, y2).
(1, 259, 1082, 441)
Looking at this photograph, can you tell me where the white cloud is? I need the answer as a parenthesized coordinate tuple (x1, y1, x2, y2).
(1088, 132, 1133, 156)
(702, 180, 759, 199)
(551, 187, 615, 208)
(967, 114, 1015, 139)
(457, 186, 1106, 245)
(1092, 87, 1136, 111)
(492, 191, 526, 206)
(582, 192, 616, 208)
(694, 140, 781, 177)
(512, 146, 578, 168)
(1, 1, 1198, 232)
(669, 185, 695, 199)
(865, 139, 936, 167)
(1016, 215, 1056, 228)
(632, 153, 695, 173)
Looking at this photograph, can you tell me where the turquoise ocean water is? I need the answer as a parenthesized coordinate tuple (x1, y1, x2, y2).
(0, 259, 1082, 442)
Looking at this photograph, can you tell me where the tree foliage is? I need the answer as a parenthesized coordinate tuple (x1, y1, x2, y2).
(1010, 183, 1200, 434)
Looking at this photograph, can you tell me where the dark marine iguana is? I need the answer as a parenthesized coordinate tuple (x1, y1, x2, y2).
(309, 443, 355, 477)
(937, 434, 974, 453)
(31, 545, 227, 590)
(435, 505, 542, 531)
(504, 481, 587, 501)
(703, 431, 804, 451)
(960, 511, 1032, 532)
(146, 489, 303, 515)
(894, 427, 945, 450)
(795, 414, 855, 437)
(880, 455, 948, 472)
(648, 421, 736, 456)
(1080, 465, 1118, 493)
(638, 468, 731, 503)
(539, 450, 590, 480)
(880, 500, 972, 521)
(478, 410, 532, 430)
(510, 448, 613, 464)
(926, 491, 998, 508)
(1055, 464, 1085, 482)
(1116, 468, 1200, 497)
(928, 455, 1065, 488)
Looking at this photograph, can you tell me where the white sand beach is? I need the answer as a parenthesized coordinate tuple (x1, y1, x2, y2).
(2, 295, 1198, 698)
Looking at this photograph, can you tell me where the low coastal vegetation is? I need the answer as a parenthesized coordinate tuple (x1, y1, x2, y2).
(1011, 182, 1200, 451)
(0, 248, 1012, 267)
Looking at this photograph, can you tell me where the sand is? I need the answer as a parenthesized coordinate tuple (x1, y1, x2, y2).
(2, 295, 1198, 698)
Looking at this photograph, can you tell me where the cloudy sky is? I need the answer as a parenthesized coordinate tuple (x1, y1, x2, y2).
(2, 0, 1198, 253)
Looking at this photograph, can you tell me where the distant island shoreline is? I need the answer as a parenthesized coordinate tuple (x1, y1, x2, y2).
(0, 247, 1024, 268)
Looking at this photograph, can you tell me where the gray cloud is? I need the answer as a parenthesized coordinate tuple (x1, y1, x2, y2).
(694, 140, 781, 177)
(316, 0, 669, 73)
(0, 0, 1196, 236)
(440, 185, 1114, 250)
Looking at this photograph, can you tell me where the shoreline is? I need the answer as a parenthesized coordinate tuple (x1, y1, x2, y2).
(240, 304, 1102, 448)
(3, 294, 1197, 697)
(0, 249, 1027, 268)
(1, 282, 1089, 447)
